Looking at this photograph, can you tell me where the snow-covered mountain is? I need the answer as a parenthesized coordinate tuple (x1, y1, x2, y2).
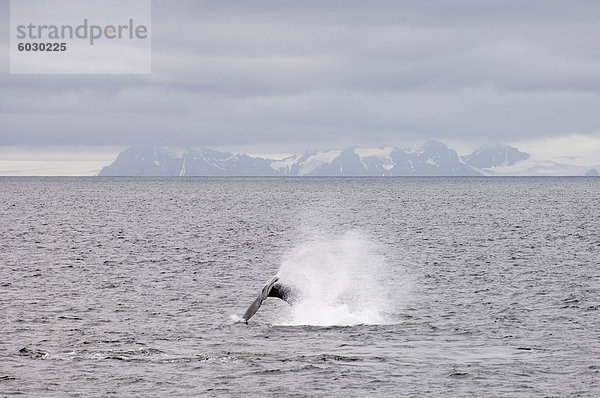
(459, 144, 600, 176)
(477, 159, 600, 176)
(463, 144, 529, 168)
(97, 141, 600, 177)
(98, 146, 274, 177)
(585, 168, 599, 176)
(99, 141, 484, 176)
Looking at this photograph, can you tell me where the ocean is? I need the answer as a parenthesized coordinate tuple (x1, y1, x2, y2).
(1, 177, 599, 397)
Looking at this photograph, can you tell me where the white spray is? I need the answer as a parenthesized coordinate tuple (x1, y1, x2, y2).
(274, 230, 405, 326)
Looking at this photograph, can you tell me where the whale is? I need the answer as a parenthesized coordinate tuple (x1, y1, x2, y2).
(242, 276, 297, 322)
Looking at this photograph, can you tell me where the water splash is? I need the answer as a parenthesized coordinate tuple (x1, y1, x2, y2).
(229, 314, 246, 323)
(275, 230, 404, 326)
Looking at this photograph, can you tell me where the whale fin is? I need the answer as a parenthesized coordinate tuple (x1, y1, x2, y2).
(242, 277, 279, 322)
(268, 283, 295, 305)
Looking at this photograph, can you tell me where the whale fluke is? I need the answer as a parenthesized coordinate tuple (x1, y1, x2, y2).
(242, 276, 297, 322)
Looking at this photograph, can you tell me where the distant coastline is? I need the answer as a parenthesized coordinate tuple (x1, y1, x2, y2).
(98, 142, 598, 177)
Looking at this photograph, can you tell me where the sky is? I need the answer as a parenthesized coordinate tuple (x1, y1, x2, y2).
(1, 0, 600, 175)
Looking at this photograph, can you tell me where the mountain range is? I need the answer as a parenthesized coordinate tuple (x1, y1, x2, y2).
(100, 141, 585, 177)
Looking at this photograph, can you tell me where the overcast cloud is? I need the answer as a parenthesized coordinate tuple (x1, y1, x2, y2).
(2, 0, 600, 165)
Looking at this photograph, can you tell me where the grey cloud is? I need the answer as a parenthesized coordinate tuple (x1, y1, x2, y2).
(2, 0, 600, 149)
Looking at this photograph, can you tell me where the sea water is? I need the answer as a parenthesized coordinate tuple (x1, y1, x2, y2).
(1, 177, 599, 396)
